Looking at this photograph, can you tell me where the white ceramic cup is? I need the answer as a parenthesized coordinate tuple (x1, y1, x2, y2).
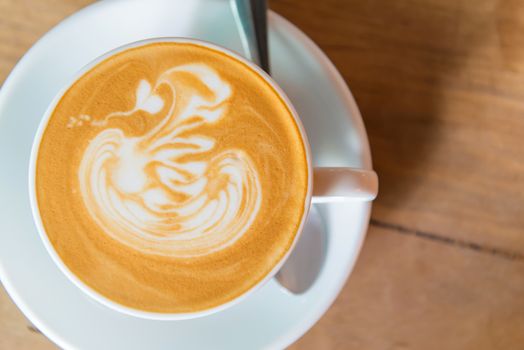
(29, 38, 378, 321)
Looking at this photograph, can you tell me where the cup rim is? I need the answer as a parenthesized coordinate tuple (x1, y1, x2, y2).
(28, 37, 314, 321)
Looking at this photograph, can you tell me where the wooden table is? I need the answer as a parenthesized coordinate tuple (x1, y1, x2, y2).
(1, 0, 523, 348)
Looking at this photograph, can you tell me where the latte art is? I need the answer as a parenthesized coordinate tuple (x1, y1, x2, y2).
(35, 42, 308, 313)
(77, 64, 261, 257)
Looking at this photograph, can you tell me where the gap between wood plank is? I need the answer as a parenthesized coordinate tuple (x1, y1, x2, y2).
(370, 218, 524, 261)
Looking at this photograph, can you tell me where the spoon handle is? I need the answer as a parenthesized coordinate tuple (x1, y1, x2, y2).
(231, 0, 270, 74)
(251, 0, 270, 73)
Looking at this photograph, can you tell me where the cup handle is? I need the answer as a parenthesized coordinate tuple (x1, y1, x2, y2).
(274, 167, 377, 294)
(312, 167, 378, 203)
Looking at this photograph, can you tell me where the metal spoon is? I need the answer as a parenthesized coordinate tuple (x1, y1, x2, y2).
(231, 0, 270, 73)
(231, 0, 326, 294)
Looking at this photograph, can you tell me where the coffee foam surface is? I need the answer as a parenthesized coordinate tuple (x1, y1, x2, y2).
(36, 42, 308, 313)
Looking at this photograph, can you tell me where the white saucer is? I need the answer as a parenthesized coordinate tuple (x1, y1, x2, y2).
(0, 0, 372, 348)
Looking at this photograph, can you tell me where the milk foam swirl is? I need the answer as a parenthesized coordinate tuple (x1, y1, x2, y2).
(77, 64, 261, 257)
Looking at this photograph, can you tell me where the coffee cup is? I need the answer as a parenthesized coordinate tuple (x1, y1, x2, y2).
(29, 38, 378, 320)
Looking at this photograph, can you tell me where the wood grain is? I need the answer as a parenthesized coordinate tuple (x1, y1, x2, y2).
(1, 0, 524, 349)
(271, 0, 524, 254)
(289, 225, 524, 350)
